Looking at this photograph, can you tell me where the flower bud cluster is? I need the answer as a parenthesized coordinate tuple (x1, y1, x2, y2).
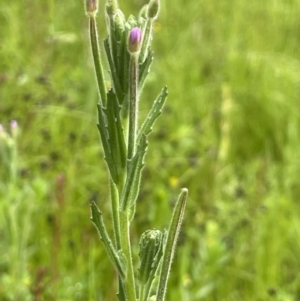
(138, 229, 165, 284)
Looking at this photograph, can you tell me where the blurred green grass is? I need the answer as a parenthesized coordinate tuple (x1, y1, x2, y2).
(1, 0, 300, 300)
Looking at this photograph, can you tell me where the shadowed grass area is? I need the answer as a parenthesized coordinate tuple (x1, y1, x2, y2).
(1, 0, 300, 300)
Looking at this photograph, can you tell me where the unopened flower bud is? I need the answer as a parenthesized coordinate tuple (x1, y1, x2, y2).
(147, 0, 160, 20)
(114, 9, 125, 31)
(138, 229, 164, 284)
(85, 0, 98, 17)
(128, 27, 142, 54)
(106, 0, 118, 17)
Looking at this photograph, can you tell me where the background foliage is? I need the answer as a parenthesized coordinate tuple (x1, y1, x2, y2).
(1, 0, 300, 300)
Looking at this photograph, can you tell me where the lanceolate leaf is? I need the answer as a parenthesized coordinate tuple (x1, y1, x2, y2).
(97, 90, 126, 184)
(138, 50, 153, 92)
(120, 135, 148, 211)
(137, 86, 168, 142)
(97, 104, 116, 180)
(106, 20, 131, 105)
(104, 38, 124, 104)
(119, 25, 131, 95)
(117, 278, 128, 301)
(90, 202, 126, 280)
(106, 90, 127, 172)
(156, 188, 188, 301)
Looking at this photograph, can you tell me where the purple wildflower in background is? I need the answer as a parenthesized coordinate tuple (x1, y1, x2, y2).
(10, 120, 18, 138)
(10, 120, 18, 130)
(128, 27, 142, 53)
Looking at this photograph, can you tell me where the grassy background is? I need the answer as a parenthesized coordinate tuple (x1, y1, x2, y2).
(1, 0, 300, 300)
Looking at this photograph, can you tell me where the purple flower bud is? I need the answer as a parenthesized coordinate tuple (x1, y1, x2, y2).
(128, 27, 142, 53)
(85, 0, 98, 16)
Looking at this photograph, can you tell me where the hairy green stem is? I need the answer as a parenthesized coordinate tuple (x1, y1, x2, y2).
(139, 284, 146, 301)
(139, 281, 151, 301)
(89, 16, 107, 106)
(128, 54, 139, 159)
(120, 210, 137, 301)
(110, 180, 121, 249)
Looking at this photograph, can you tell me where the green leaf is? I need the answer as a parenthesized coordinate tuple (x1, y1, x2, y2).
(117, 278, 128, 301)
(90, 201, 126, 280)
(137, 86, 168, 142)
(106, 90, 127, 181)
(138, 50, 153, 92)
(108, 11, 126, 74)
(119, 25, 131, 96)
(139, 19, 153, 65)
(97, 90, 127, 184)
(97, 104, 116, 179)
(104, 38, 124, 104)
(120, 135, 148, 211)
(156, 188, 188, 301)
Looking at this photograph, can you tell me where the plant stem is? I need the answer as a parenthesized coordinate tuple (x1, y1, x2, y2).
(89, 16, 107, 106)
(139, 284, 146, 301)
(119, 210, 137, 301)
(110, 180, 121, 249)
(111, 181, 127, 300)
(139, 281, 151, 301)
(127, 54, 139, 159)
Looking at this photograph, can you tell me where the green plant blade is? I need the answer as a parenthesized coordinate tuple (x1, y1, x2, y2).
(89, 17, 107, 106)
(156, 188, 188, 301)
(90, 201, 126, 280)
(138, 18, 151, 64)
(117, 277, 128, 301)
(104, 38, 124, 104)
(119, 23, 131, 95)
(120, 135, 148, 211)
(137, 86, 168, 142)
(97, 90, 127, 184)
(138, 50, 154, 92)
(106, 90, 127, 175)
(108, 10, 128, 76)
(97, 104, 116, 178)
